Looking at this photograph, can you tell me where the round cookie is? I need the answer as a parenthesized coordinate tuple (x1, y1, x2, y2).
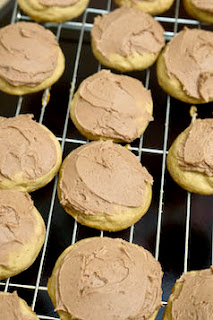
(163, 267, 213, 319)
(0, 22, 65, 95)
(157, 27, 213, 104)
(91, 7, 165, 72)
(0, 189, 46, 280)
(0, 291, 39, 319)
(48, 237, 163, 320)
(0, 114, 62, 192)
(70, 69, 153, 143)
(58, 140, 153, 231)
(17, 0, 89, 23)
(114, 0, 175, 16)
(184, 0, 213, 24)
(167, 119, 213, 195)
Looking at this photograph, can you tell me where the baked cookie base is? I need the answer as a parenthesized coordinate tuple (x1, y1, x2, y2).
(0, 292, 39, 319)
(0, 206, 46, 280)
(157, 50, 213, 104)
(0, 123, 62, 193)
(167, 127, 213, 195)
(0, 49, 65, 96)
(57, 159, 152, 232)
(17, 0, 89, 23)
(114, 0, 175, 16)
(184, 0, 213, 24)
(70, 91, 153, 143)
(92, 39, 160, 72)
(48, 238, 160, 320)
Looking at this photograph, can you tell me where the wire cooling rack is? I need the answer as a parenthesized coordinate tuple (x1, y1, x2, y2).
(0, 0, 212, 319)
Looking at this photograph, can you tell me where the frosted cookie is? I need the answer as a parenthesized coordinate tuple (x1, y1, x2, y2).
(167, 119, 213, 195)
(114, 0, 175, 15)
(0, 114, 62, 192)
(0, 190, 46, 280)
(0, 22, 65, 95)
(184, 0, 213, 24)
(157, 27, 213, 104)
(58, 140, 153, 231)
(48, 237, 163, 320)
(163, 267, 213, 319)
(17, 0, 89, 23)
(70, 70, 153, 143)
(91, 7, 165, 72)
(0, 291, 39, 319)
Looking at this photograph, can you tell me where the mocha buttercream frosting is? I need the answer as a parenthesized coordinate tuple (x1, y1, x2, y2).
(54, 237, 163, 320)
(171, 267, 213, 319)
(59, 140, 153, 215)
(91, 7, 165, 59)
(177, 119, 213, 176)
(39, 0, 78, 6)
(73, 69, 153, 142)
(0, 292, 36, 320)
(163, 27, 213, 101)
(0, 22, 59, 87)
(0, 190, 38, 268)
(191, 0, 213, 13)
(0, 114, 57, 182)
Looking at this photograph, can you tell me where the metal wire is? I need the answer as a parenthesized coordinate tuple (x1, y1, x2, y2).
(1, 0, 212, 319)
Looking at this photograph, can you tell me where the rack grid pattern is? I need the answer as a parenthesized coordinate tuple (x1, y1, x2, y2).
(0, 1, 212, 319)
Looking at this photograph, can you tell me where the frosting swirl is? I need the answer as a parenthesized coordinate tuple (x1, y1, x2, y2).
(91, 7, 165, 59)
(163, 27, 213, 101)
(171, 267, 213, 320)
(73, 70, 153, 142)
(177, 119, 213, 176)
(0, 22, 59, 87)
(0, 114, 57, 182)
(59, 140, 153, 215)
(54, 237, 163, 320)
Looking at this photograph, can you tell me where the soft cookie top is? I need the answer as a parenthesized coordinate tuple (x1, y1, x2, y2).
(51, 237, 163, 320)
(71, 69, 153, 142)
(163, 27, 213, 102)
(0, 22, 60, 87)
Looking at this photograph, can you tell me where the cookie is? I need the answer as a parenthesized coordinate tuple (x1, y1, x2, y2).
(17, 0, 89, 23)
(48, 237, 163, 320)
(57, 140, 153, 231)
(167, 119, 213, 195)
(0, 291, 39, 319)
(70, 69, 153, 143)
(114, 0, 175, 16)
(0, 22, 65, 95)
(0, 189, 46, 280)
(91, 7, 165, 72)
(0, 114, 62, 192)
(157, 27, 213, 104)
(163, 267, 213, 319)
(184, 0, 213, 24)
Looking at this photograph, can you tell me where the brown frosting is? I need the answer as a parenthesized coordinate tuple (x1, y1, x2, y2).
(0, 292, 36, 320)
(74, 70, 153, 142)
(91, 7, 165, 59)
(177, 119, 213, 176)
(0, 190, 38, 268)
(0, 22, 59, 87)
(54, 237, 163, 320)
(59, 140, 153, 215)
(171, 267, 213, 319)
(191, 0, 213, 13)
(163, 27, 213, 101)
(39, 0, 78, 6)
(0, 114, 57, 182)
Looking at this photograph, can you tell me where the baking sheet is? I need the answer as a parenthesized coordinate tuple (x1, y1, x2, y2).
(0, 1, 212, 319)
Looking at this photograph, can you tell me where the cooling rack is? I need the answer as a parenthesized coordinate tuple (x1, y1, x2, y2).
(0, 0, 212, 319)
